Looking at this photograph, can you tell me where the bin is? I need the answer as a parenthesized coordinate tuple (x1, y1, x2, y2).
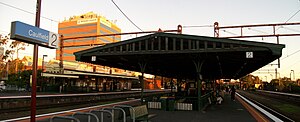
(160, 97, 175, 111)
(167, 97, 175, 111)
(160, 97, 168, 111)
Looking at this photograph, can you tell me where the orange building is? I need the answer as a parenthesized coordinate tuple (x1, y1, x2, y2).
(57, 12, 121, 62)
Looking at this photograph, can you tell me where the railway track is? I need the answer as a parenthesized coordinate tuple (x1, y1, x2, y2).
(0, 90, 170, 120)
(238, 90, 300, 121)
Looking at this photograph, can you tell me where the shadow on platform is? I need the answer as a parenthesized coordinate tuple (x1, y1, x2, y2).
(149, 94, 256, 122)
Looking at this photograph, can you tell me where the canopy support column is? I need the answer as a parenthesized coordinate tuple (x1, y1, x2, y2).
(193, 60, 204, 111)
(138, 62, 147, 104)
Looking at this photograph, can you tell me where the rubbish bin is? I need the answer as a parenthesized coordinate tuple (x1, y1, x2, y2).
(160, 97, 168, 111)
(160, 96, 175, 111)
(167, 97, 175, 111)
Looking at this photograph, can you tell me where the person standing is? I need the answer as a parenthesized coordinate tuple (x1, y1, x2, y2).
(231, 86, 236, 101)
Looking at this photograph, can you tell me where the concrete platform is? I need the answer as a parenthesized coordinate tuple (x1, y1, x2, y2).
(148, 94, 257, 122)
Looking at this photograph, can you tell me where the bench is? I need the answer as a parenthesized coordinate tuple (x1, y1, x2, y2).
(130, 105, 157, 122)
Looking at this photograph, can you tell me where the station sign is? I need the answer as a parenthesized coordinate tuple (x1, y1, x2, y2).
(10, 21, 59, 49)
(246, 52, 253, 58)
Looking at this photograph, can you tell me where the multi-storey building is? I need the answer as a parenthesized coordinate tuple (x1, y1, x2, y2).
(57, 12, 121, 62)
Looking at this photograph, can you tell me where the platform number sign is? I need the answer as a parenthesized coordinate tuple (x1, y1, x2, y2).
(91, 56, 96, 61)
(49, 32, 59, 48)
(10, 21, 59, 49)
(246, 52, 253, 58)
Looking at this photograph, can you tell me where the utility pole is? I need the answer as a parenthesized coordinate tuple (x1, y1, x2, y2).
(31, 0, 41, 122)
(275, 68, 278, 79)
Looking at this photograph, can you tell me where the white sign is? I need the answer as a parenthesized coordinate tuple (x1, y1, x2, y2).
(91, 56, 96, 61)
(246, 52, 253, 58)
(77, 18, 97, 25)
(48, 32, 59, 48)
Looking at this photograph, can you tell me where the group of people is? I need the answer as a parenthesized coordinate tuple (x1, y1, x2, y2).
(215, 85, 236, 104)
(225, 86, 236, 100)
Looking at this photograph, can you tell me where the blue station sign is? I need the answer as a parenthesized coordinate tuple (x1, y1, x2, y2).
(10, 21, 59, 48)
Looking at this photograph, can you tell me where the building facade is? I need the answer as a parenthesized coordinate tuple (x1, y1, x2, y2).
(57, 12, 121, 62)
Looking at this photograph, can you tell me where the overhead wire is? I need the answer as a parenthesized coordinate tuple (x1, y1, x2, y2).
(111, 0, 143, 32)
(247, 28, 268, 34)
(222, 30, 237, 35)
(281, 49, 300, 61)
(182, 25, 213, 28)
(276, 6, 300, 31)
(0, 1, 59, 23)
(281, 58, 300, 72)
(284, 8, 300, 23)
(281, 26, 300, 33)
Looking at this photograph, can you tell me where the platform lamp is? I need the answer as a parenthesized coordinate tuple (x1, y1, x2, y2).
(291, 70, 295, 81)
(41, 55, 47, 92)
(42, 55, 47, 72)
(265, 76, 268, 82)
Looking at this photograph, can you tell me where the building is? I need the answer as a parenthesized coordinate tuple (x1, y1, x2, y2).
(57, 12, 121, 62)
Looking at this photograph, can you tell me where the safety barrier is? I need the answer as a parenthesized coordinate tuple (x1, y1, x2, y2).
(72, 112, 99, 122)
(50, 116, 80, 122)
(103, 107, 126, 122)
(90, 109, 113, 122)
(114, 105, 136, 122)
(147, 101, 162, 109)
(175, 103, 193, 110)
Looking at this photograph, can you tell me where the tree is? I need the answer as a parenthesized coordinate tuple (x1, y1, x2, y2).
(0, 34, 29, 88)
(239, 74, 261, 89)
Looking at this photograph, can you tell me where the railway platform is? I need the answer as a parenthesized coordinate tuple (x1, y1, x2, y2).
(148, 93, 263, 122)
(4, 92, 272, 122)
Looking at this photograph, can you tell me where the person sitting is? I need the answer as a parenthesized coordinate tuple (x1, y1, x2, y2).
(216, 96, 223, 104)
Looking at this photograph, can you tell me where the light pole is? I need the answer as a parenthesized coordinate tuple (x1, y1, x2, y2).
(32, 0, 41, 121)
(291, 70, 295, 81)
(41, 55, 47, 92)
(265, 76, 268, 82)
(42, 55, 47, 72)
(270, 74, 273, 80)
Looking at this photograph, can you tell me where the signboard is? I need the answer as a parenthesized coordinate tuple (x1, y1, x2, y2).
(91, 56, 96, 61)
(246, 52, 253, 58)
(77, 18, 97, 25)
(10, 21, 59, 48)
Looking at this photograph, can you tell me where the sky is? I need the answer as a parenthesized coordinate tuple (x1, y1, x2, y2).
(0, 0, 300, 81)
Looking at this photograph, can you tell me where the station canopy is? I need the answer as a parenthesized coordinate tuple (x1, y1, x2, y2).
(74, 33, 285, 80)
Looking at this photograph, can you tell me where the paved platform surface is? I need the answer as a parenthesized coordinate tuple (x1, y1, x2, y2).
(149, 94, 256, 122)
(5, 92, 258, 122)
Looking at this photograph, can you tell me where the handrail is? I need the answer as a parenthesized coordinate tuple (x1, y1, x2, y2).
(90, 109, 113, 122)
(72, 112, 99, 122)
(113, 105, 135, 122)
(50, 116, 80, 122)
(103, 107, 126, 122)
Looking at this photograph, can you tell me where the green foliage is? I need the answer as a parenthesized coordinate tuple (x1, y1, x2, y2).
(7, 69, 42, 88)
(240, 74, 260, 90)
(0, 34, 29, 81)
(7, 73, 25, 88)
(0, 34, 28, 61)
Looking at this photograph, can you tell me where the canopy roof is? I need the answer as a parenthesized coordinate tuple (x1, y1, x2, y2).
(74, 33, 285, 80)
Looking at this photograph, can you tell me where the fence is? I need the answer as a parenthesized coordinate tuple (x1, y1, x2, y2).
(147, 101, 161, 109)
